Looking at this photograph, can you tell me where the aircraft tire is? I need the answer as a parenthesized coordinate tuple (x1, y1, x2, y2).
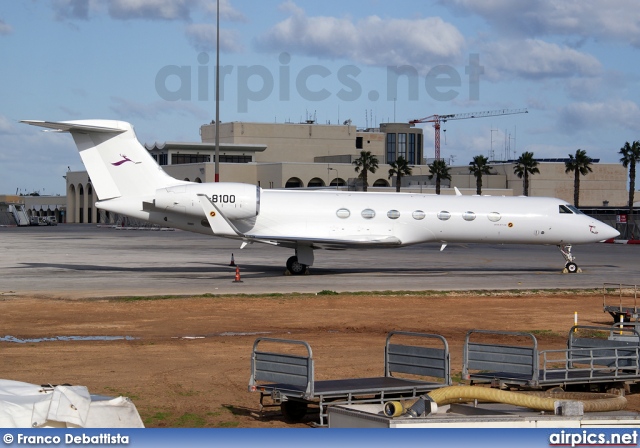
(565, 262, 578, 273)
(286, 256, 307, 275)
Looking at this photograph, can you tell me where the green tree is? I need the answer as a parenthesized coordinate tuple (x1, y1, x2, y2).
(469, 155, 492, 195)
(352, 150, 379, 191)
(619, 140, 640, 233)
(388, 156, 413, 192)
(564, 149, 593, 207)
(513, 151, 540, 196)
(428, 159, 451, 195)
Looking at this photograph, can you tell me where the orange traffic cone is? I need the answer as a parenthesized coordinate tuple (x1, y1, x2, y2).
(229, 253, 236, 266)
(233, 265, 243, 283)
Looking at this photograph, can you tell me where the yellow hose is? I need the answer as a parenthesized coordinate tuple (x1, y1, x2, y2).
(385, 386, 627, 417)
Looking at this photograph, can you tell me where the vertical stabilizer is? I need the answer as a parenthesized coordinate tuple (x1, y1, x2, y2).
(22, 120, 188, 200)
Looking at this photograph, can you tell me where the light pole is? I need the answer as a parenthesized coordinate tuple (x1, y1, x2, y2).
(214, 0, 220, 182)
(328, 167, 339, 190)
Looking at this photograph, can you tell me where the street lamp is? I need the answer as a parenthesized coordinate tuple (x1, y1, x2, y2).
(328, 167, 339, 190)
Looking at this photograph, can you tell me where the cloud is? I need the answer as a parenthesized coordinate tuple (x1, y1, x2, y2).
(559, 100, 640, 133)
(440, 0, 640, 47)
(0, 19, 13, 35)
(51, 0, 100, 21)
(110, 96, 209, 121)
(0, 115, 16, 134)
(258, 1, 465, 70)
(200, 0, 247, 22)
(184, 24, 243, 53)
(482, 39, 602, 81)
(1, 124, 81, 195)
(107, 0, 198, 21)
(51, 0, 246, 23)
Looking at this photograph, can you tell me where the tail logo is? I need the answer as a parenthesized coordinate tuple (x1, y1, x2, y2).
(590, 225, 598, 234)
(111, 154, 141, 166)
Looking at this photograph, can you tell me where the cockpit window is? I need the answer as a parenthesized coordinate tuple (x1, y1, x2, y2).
(566, 205, 584, 214)
(559, 204, 584, 214)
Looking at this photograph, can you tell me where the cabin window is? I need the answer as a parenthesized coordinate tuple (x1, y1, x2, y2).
(462, 211, 476, 221)
(361, 209, 376, 219)
(559, 205, 573, 214)
(387, 210, 400, 220)
(336, 208, 350, 219)
(412, 210, 426, 220)
(488, 212, 501, 222)
(437, 211, 451, 221)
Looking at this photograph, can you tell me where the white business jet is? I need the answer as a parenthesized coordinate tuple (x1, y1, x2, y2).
(23, 119, 619, 275)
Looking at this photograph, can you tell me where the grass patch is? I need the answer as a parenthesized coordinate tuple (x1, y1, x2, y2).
(527, 329, 562, 338)
(316, 290, 338, 295)
(102, 386, 139, 400)
(144, 411, 173, 427)
(175, 413, 206, 428)
(103, 287, 604, 303)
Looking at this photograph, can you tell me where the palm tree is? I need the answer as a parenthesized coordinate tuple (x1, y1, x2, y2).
(469, 155, 492, 195)
(564, 149, 593, 207)
(428, 159, 451, 195)
(619, 140, 640, 234)
(513, 151, 540, 196)
(388, 156, 412, 192)
(352, 150, 379, 191)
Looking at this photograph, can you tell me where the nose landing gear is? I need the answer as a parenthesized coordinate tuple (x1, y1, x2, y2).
(558, 244, 581, 274)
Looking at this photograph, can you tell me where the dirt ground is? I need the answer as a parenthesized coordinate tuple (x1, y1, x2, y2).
(1, 290, 638, 427)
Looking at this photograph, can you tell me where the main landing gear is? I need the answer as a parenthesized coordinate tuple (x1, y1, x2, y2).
(286, 256, 308, 275)
(558, 244, 581, 274)
(286, 246, 314, 275)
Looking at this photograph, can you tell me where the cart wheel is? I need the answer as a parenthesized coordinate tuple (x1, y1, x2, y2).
(281, 401, 308, 423)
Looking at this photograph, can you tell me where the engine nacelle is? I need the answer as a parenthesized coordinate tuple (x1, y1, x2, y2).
(154, 182, 260, 220)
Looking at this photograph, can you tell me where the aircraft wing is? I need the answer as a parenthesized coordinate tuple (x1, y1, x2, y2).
(244, 235, 402, 250)
(197, 194, 401, 249)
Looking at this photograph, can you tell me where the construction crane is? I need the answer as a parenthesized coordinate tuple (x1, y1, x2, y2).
(410, 108, 528, 159)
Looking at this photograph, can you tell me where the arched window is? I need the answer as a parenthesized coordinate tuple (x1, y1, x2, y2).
(373, 179, 389, 187)
(307, 177, 325, 187)
(285, 177, 303, 188)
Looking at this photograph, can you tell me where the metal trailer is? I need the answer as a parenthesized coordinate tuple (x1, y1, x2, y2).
(603, 283, 639, 326)
(462, 326, 640, 391)
(248, 331, 451, 426)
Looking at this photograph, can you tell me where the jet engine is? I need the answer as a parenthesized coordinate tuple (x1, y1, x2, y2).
(154, 182, 260, 220)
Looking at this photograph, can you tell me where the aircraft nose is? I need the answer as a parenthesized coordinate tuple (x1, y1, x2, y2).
(597, 222, 620, 241)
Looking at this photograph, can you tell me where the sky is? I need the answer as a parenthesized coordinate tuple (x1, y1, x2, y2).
(1, 0, 640, 196)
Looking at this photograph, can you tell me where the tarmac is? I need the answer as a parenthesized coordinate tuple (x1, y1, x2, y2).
(1, 224, 638, 297)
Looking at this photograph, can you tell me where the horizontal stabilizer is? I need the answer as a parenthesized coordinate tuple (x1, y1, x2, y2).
(20, 120, 126, 134)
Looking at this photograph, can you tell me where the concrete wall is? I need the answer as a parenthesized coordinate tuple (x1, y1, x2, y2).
(498, 163, 628, 206)
(201, 122, 373, 163)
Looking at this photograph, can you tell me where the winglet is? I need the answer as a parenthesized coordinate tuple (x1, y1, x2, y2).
(454, 187, 462, 196)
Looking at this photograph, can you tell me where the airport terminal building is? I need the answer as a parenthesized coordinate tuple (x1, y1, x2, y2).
(4, 120, 631, 230)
